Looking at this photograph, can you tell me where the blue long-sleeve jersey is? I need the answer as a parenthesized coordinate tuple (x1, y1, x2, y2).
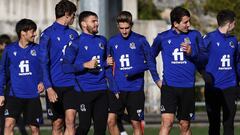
(107, 32, 158, 92)
(151, 29, 202, 88)
(0, 42, 42, 98)
(39, 22, 78, 89)
(63, 32, 108, 92)
(201, 29, 239, 89)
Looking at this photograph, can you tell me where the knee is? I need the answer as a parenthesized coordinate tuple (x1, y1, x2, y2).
(4, 119, 15, 131)
(161, 119, 174, 130)
(52, 119, 64, 130)
(65, 109, 76, 126)
(30, 125, 40, 135)
(107, 117, 117, 128)
(179, 120, 190, 132)
(131, 120, 141, 130)
(65, 116, 75, 127)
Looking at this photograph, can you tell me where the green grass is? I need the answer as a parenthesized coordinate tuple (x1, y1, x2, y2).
(15, 126, 240, 135)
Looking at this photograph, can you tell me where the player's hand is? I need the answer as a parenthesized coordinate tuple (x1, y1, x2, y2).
(37, 82, 45, 93)
(181, 42, 192, 54)
(83, 59, 98, 69)
(156, 80, 162, 89)
(0, 96, 5, 106)
(47, 87, 58, 103)
(107, 55, 114, 66)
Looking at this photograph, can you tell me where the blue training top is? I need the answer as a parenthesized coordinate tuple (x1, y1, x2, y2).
(0, 42, 42, 98)
(106, 31, 157, 92)
(39, 22, 78, 89)
(200, 29, 239, 89)
(151, 28, 202, 88)
(63, 32, 108, 92)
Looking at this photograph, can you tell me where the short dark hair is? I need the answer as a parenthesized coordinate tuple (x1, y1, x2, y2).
(78, 11, 98, 29)
(217, 9, 236, 27)
(170, 6, 190, 27)
(15, 18, 37, 39)
(116, 11, 133, 26)
(0, 34, 11, 45)
(55, 0, 77, 19)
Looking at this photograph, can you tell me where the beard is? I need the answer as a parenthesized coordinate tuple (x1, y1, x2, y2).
(87, 25, 98, 35)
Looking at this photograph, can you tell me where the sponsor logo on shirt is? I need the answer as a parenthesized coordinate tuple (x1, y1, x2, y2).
(219, 54, 232, 70)
(119, 54, 133, 70)
(19, 60, 32, 76)
(171, 48, 187, 64)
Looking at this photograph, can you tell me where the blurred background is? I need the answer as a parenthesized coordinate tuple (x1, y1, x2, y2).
(0, 0, 240, 132)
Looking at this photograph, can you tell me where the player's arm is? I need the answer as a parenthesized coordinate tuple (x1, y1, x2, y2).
(198, 34, 213, 85)
(150, 34, 163, 88)
(39, 33, 53, 90)
(39, 33, 58, 102)
(0, 48, 9, 106)
(62, 40, 80, 72)
(105, 40, 119, 94)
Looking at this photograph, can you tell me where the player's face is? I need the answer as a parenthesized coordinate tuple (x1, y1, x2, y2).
(24, 29, 36, 43)
(118, 22, 132, 38)
(84, 15, 99, 35)
(0, 43, 6, 52)
(174, 16, 190, 33)
(66, 12, 75, 25)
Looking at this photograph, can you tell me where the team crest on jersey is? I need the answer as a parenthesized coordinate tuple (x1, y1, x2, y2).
(84, 45, 88, 50)
(168, 39, 171, 44)
(216, 42, 220, 46)
(184, 37, 191, 44)
(229, 41, 235, 48)
(99, 42, 104, 50)
(129, 42, 136, 49)
(30, 49, 37, 56)
(57, 37, 61, 41)
(69, 34, 74, 40)
(13, 51, 17, 56)
(115, 44, 118, 49)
